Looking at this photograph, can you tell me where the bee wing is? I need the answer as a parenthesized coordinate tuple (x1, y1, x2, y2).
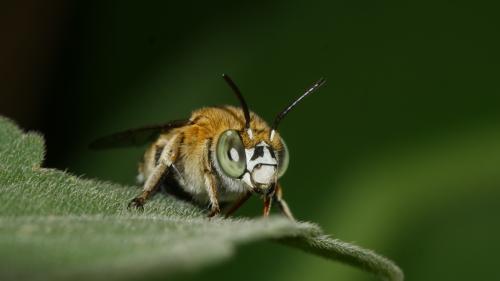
(89, 119, 190, 150)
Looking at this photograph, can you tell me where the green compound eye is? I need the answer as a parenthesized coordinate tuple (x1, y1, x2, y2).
(216, 130, 247, 178)
(277, 138, 289, 178)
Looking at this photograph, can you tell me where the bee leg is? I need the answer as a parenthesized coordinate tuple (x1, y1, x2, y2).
(263, 195, 273, 217)
(202, 141, 221, 217)
(128, 167, 166, 210)
(204, 173, 221, 217)
(129, 136, 180, 210)
(224, 191, 252, 218)
(273, 183, 295, 220)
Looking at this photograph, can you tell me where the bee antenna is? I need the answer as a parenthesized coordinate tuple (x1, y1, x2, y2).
(270, 77, 326, 140)
(222, 74, 251, 129)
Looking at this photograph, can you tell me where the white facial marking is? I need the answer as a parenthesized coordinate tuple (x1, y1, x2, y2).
(229, 147, 239, 162)
(252, 165, 276, 184)
(270, 130, 276, 141)
(242, 141, 278, 188)
(245, 148, 255, 167)
(245, 141, 277, 171)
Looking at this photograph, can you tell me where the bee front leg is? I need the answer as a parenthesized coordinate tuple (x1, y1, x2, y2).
(202, 143, 221, 217)
(204, 172, 220, 217)
(273, 183, 295, 220)
(129, 136, 180, 210)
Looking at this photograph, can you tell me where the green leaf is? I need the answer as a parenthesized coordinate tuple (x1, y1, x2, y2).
(0, 116, 403, 281)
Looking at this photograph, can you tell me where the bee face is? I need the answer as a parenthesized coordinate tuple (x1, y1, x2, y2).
(215, 129, 289, 194)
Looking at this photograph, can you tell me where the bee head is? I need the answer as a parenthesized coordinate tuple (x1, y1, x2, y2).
(215, 129, 288, 194)
(216, 74, 325, 194)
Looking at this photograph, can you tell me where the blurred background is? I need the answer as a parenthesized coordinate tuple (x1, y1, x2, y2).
(2, 1, 500, 280)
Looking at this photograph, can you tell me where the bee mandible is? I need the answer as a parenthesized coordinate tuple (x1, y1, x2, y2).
(90, 74, 325, 219)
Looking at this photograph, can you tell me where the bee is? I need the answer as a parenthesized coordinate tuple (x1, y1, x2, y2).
(90, 75, 325, 219)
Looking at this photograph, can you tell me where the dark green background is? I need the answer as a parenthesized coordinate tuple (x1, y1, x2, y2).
(2, 1, 499, 280)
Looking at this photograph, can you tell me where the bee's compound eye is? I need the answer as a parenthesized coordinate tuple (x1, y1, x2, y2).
(277, 138, 289, 178)
(216, 130, 247, 178)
